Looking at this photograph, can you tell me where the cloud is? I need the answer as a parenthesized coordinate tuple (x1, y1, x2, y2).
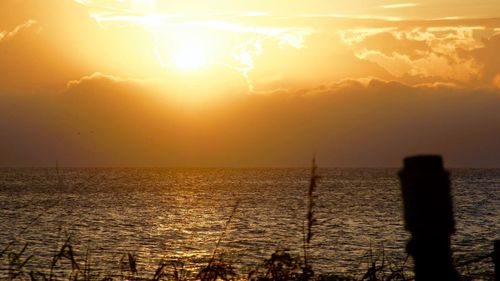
(339, 28, 397, 45)
(66, 72, 137, 90)
(241, 31, 395, 93)
(336, 20, 500, 87)
(0, 20, 38, 42)
(379, 3, 418, 9)
(355, 49, 481, 81)
(345, 30, 428, 59)
(1, 74, 500, 167)
(493, 74, 500, 88)
(469, 33, 500, 87)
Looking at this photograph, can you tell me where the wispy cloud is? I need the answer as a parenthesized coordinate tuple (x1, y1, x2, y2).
(339, 27, 397, 45)
(379, 3, 418, 9)
(438, 16, 463, 20)
(297, 13, 403, 21)
(0, 20, 38, 42)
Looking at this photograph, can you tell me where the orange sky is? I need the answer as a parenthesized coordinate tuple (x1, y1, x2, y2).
(1, 0, 500, 167)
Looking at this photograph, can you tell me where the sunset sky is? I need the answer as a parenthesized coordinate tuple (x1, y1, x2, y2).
(1, 0, 500, 167)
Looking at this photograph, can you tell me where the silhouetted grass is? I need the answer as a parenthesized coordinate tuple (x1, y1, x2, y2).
(0, 227, 495, 280)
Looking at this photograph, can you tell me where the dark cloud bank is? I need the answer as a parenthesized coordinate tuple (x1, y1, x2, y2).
(1, 75, 500, 167)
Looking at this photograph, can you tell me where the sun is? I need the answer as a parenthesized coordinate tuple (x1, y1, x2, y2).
(171, 46, 208, 71)
(152, 29, 216, 71)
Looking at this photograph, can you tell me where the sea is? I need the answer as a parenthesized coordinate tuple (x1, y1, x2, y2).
(0, 168, 498, 278)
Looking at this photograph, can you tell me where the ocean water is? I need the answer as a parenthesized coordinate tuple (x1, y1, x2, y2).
(0, 168, 498, 277)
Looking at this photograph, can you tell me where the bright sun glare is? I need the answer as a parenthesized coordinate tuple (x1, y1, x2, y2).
(171, 46, 208, 71)
(154, 29, 216, 72)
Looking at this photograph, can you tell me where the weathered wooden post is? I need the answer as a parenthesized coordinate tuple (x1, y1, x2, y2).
(495, 240, 499, 281)
(399, 155, 460, 281)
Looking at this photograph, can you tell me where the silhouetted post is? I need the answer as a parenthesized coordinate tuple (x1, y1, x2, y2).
(495, 240, 499, 281)
(399, 155, 460, 281)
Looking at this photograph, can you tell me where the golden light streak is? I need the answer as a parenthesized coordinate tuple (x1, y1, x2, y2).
(379, 3, 418, 9)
